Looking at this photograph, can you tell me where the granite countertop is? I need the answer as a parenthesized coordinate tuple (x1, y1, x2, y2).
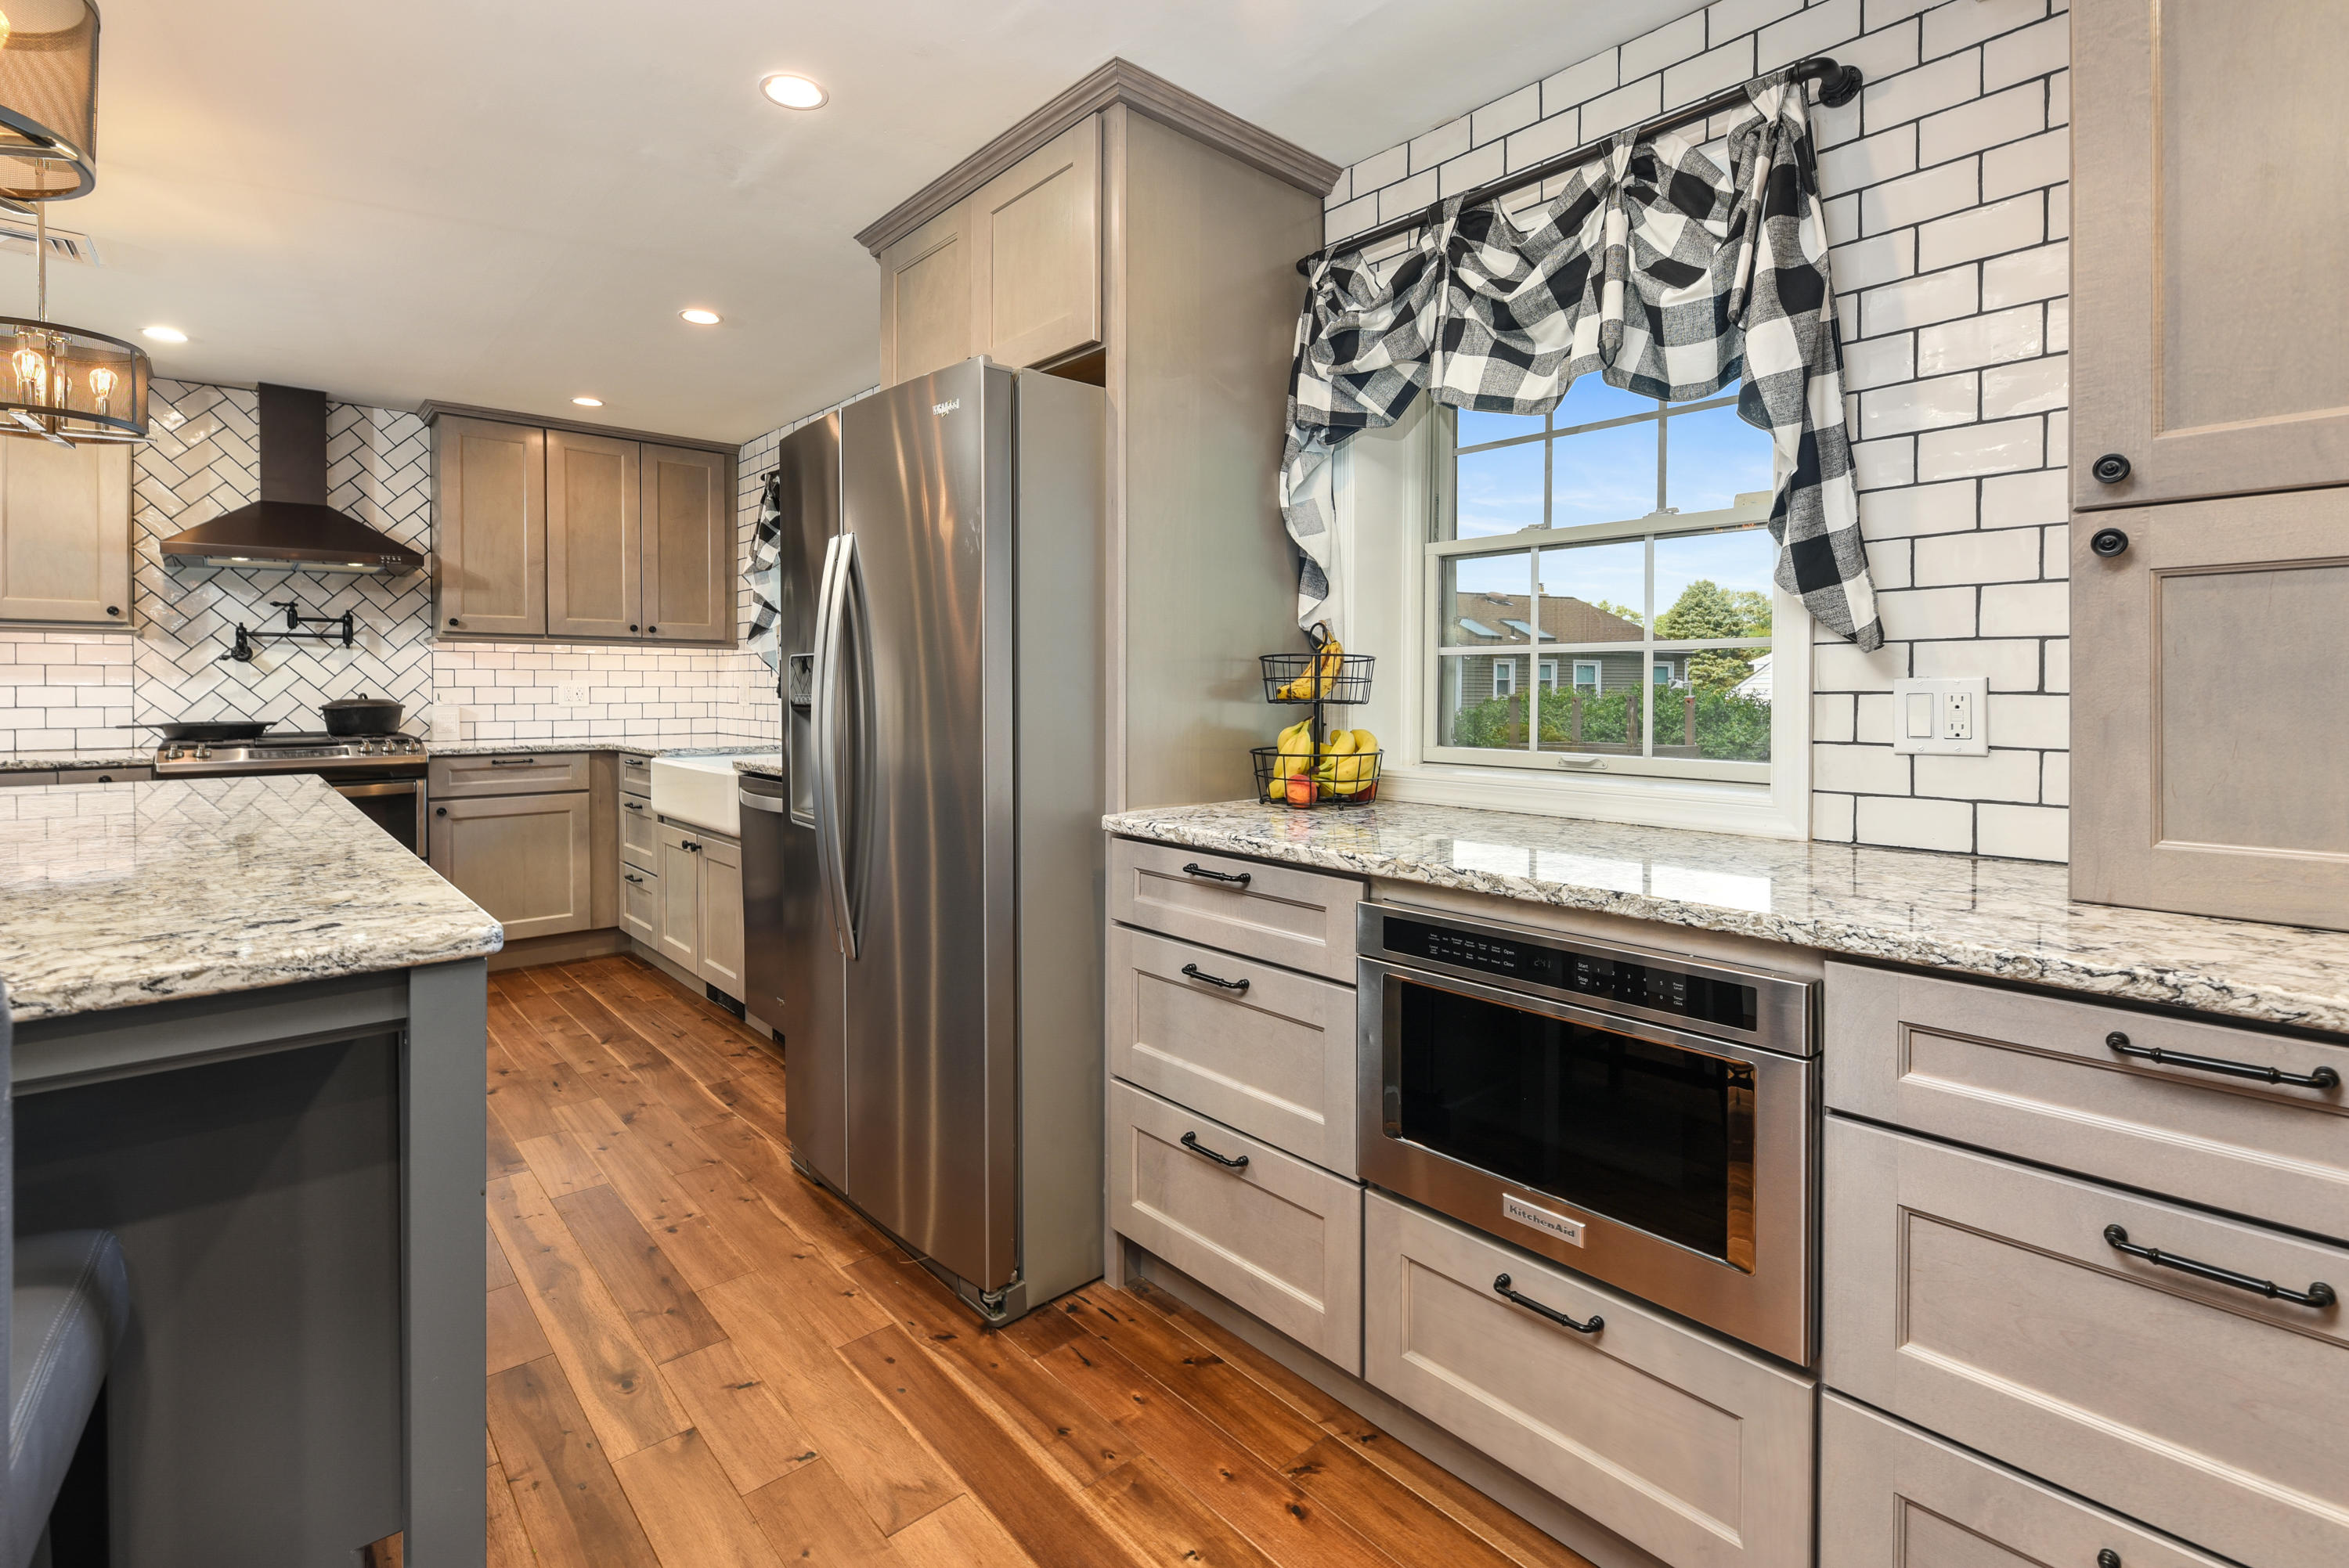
(731, 754, 783, 777)
(1105, 800, 2349, 1035)
(426, 733, 774, 759)
(0, 774, 503, 1022)
(0, 748, 164, 773)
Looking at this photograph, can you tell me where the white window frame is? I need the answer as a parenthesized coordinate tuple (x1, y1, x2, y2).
(1571, 658, 1602, 690)
(1492, 658, 1517, 697)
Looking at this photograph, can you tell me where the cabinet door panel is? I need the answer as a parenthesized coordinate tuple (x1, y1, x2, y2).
(640, 444, 731, 643)
(697, 834, 743, 997)
(2073, 0, 2349, 507)
(655, 822, 702, 971)
(428, 792, 591, 939)
(972, 116, 1101, 369)
(879, 202, 977, 385)
(2071, 487, 2349, 925)
(547, 430, 640, 638)
(0, 438, 129, 625)
(435, 417, 545, 636)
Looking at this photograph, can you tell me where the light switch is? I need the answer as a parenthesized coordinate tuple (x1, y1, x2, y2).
(1890, 676, 1989, 755)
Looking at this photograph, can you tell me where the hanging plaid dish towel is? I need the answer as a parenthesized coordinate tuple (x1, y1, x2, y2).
(1280, 75, 1879, 651)
(747, 469, 785, 672)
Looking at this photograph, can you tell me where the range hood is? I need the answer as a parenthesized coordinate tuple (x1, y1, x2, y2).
(161, 384, 428, 575)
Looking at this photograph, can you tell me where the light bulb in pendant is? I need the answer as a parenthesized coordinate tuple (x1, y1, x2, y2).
(86, 364, 115, 416)
(11, 342, 46, 404)
(0, 13, 13, 52)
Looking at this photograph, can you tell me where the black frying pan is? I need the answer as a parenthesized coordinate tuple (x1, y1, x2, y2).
(115, 720, 277, 742)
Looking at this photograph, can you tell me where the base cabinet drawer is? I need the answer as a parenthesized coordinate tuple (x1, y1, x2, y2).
(1109, 837, 1362, 982)
(1366, 1191, 1814, 1568)
(620, 864, 658, 946)
(429, 752, 591, 798)
(1825, 959, 2349, 1240)
(1109, 1081, 1362, 1372)
(1108, 923, 1356, 1173)
(1824, 1116, 2349, 1568)
(1821, 1394, 2232, 1568)
(619, 795, 657, 870)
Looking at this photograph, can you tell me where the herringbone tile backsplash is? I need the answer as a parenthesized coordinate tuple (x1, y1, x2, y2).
(0, 379, 790, 752)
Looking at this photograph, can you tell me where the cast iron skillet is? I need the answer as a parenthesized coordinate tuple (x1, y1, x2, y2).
(116, 720, 276, 742)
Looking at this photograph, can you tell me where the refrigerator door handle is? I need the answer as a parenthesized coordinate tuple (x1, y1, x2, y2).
(810, 532, 857, 958)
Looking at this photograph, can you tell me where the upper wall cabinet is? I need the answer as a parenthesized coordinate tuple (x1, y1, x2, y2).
(2072, 0, 2349, 510)
(429, 406, 736, 646)
(879, 203, 980, 387)
(0, 438, 131, 626)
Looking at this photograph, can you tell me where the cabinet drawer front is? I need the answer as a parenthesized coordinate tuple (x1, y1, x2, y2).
(56, 766, 150, 784)
(620, 865, 659, 945)
(429, 752, 590, 798)
(1366, 1192, 1813, 1568)
(619, 796, 657, 869)
(1109, 1080, 1362, 1372)
(1108, 924, 1357, 1173)
(619, 754, 651, 794)
(1109, 838, 1361, 982)
(1824, 1117, 2349, 1568)
(1826, 962, 2349, 1241)
(1821, 1394, 2231, 1568)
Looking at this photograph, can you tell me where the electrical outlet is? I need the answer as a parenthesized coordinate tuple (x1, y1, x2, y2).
(554, 681, 589, 707)
(1889, 676, 1988, 755)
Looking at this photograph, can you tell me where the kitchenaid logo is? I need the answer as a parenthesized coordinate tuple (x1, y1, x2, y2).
(932, 398, 961, 416)
(1503, 1193, 1586, 1247)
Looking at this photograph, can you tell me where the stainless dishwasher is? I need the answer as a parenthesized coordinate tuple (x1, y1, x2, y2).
(738, 770, 791, 1034)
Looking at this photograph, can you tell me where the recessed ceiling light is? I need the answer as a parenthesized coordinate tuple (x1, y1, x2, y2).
(143, 325, 187, 343)
(572, 396, 604, 407)
(759, 73, 828, 110)
(679, 308, 721, 326)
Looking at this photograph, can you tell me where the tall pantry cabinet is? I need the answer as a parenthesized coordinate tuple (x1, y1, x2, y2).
(2069, 0, 2349, 928)
(857, 59, 1338, 811)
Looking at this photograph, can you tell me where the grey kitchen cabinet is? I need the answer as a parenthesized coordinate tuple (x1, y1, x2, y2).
(0, 437, 132, 627)
(1820, 1395, 2233, 1568)
(858, 61, 1337, 810)
(2073, 0, 2349, 510)
(1823, 1116, 2349, 1568)
(1108, 836, 1362, 982)
(619, 863, 659, 946)
(432, 416, 546, 639)
(428, 408, 735, 647)
(0, 770, 56, 787)
(429, 752, 590, 798)
(653, 818, 742, 996)
(619, 793, 656, 867)
(2071, 486, 2349, 927)
(546, 429, 640, 639)
(428, 790, 594, 940)
(56, 766, 150, 783)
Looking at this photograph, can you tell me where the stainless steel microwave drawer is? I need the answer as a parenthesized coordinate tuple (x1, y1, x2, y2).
(1365, 1191, 1815, 1568)
(1109, 1080, 1362, 1372)
(428, 752, 590, 798)
(1824, 1116, 2349, 1568)
(1825, 959, 2349, 1242)
(1820, 1393, 2233, 1568)
(1107, 923, 1357, 1175)
(1108, 837, 1362, 982)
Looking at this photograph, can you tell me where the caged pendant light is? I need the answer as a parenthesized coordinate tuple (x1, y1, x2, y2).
(0, 0, 147, 445)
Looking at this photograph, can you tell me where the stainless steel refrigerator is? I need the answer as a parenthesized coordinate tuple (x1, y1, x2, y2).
(785, 359, 1105, 1321)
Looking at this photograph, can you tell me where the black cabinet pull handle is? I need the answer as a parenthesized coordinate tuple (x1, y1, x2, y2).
(2107, 1030, 2340, 1090)
(1179, 1130, 1248, 1170)
(2103, 1224, 2336, 1308)
(624, 800, 644, 811)
(1492, 1274, 1603, 1334)
(2088, 526, 2130, 558)
(488, 757, 538, 766)
(2091, 452, 2131, 485)
(1182, 862, 1252, 887)
(1180, 962, 1249, 993)
(624, 873, 643, 884)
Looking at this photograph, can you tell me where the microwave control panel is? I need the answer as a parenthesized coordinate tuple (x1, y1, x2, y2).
(1382, 914, 1759, 1032)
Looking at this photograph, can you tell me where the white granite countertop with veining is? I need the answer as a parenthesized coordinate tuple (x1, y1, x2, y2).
(0, 774, 503, 1022)
(0, 748, 162, 773)
(426, 732, 774, 759)
(731, 754, 783, 777)
(1105, 800, 2349, 1035)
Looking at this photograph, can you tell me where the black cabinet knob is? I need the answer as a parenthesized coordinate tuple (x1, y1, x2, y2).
(2098, 1551, 2122, 1568)
(105, 605, 119, 616)
(629, 624, 639, 633)
(2091, 452, 2131, 485)
(646, 625, 658, 634)
(447, 617, 460, 627)
(434, 806, 447, 817)
(2089, 527, 2131, 558)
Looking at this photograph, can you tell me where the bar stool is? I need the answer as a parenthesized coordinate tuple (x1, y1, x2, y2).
(8, 1230, 128, 1568)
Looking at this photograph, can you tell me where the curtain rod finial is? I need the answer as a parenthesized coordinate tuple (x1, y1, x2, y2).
(1817, 63, 1863, 108)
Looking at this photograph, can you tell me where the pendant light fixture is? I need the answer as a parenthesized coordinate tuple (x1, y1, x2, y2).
(0, 0, 148, 445)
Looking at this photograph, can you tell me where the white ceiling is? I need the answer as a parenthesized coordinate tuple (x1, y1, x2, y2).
(38, 0, 1704, 444)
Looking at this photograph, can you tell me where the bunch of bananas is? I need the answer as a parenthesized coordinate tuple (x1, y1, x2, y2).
(1274, 636, 1345, 701)
(1265, 721, 1379, 803)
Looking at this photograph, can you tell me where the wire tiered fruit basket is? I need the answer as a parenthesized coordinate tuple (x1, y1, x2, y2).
(1250, 622, 1380, 808)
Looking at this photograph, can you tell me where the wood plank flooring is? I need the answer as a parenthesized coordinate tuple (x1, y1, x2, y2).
(482, 956, 1597, 1568)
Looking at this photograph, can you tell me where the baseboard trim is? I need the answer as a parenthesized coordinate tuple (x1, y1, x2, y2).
(489, 927, 630, 972)
(1127, 1244, 1671, 1568)
(625, 937, 742, 1009)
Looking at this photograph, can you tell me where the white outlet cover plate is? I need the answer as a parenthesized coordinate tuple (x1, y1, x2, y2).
(1890, 676, 1989, 755)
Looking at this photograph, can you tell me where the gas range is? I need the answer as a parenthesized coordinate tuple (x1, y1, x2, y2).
(153, 732, 428, 777)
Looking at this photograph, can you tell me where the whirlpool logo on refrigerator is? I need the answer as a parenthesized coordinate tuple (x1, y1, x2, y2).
(933, 398, 961, 416)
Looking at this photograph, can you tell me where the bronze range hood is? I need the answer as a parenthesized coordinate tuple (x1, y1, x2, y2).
(160, 383, 427, 575)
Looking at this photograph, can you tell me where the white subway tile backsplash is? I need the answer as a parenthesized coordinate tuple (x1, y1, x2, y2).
(1877, 586, 1979, 640)
(1852, 435, 1918, 491)
(2040, 749, 2069, 806)
(1981, 353, 2067, 417)
(1856, 795, 1974, 852)
(1915, 748, 2040, 802)
(1922, 0, 2050, 59)
(1981, 467, 2069, 527)
(1985, 15, 2070, 91)
(1918, 415, 2044, 478)
(1863, 265, 1980, 335)
(1918, 82, 2045, 167)
(1624, 13, 1709, 80)
(1983, 127, 2069, 200)
(1979, 580, 2069, 636)
(1918, 303, 2042, 374)
(1982, 240, 2068, 308)
(1665, 38, 1759, 109)
(1976, 802, 2066, 860)
(1914, 525, 2042, 585)
(1819, 128, 1919, 194)
(1914, 636, 2040, 689)
(1861, 479, 1976, 537)
(1917, 190, 2044, 269)
(1758, 0, 1861, 74)
(1831, 229, 1916, 292)
(1813, 790, 1857, 842)
(1472, 85, 1542, 146)
(1440, 141, 1507, 197)
(1541, 52, 1618, 115)
(1582, 74, 1664, 139)
(1709, 0, 1804, 44)
(1863, 158, 1980, 231)
(1990, 691, 2069, 748)
(1411, 115, 1473, 173)
(1817, 742, 1914, 794)
(1843, 332, 1917, 391)
(1864, 51, 1983, 133)
(1506, 110, 1583, 171)
(1861, 372, 1978, 438)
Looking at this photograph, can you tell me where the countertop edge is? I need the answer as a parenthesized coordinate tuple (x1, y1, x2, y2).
(5, 924, 508, 1024)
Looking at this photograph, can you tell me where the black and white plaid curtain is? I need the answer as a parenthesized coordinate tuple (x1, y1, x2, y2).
(1282, 77, 1881, 651)
(748, 469, 784, 671)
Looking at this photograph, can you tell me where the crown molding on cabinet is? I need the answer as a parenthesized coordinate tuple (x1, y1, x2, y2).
(414, 401, 741, 456)
(853, 56, 1343, 256)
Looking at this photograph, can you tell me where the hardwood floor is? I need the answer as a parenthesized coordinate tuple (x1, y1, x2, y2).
(482, 955, 1597, 1568)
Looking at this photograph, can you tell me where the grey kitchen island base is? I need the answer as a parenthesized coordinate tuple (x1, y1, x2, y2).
(10, 959, 489, 1568)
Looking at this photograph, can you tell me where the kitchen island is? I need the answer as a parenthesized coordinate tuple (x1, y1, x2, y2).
(2, 774, 501, 1566)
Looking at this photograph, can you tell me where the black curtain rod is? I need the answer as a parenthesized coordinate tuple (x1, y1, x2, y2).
(1296, 56, 1863, 276)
